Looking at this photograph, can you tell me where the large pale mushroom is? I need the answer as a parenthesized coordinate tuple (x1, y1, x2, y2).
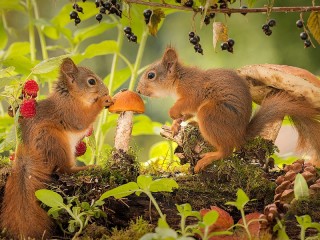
(237, 64, 320, 141)
(108, 89, 145, 152)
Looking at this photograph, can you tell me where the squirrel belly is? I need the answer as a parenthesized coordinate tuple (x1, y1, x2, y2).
(137, 47, 320, 173)
(0, 58, 112, 238)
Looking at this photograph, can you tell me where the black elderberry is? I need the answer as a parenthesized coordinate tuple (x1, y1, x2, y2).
(194, 44, 201, 51)
(95, 0, 100, 8)
(189, 37, 199, 45)
(296, 19, 304, 28)
(109, 7, 117, 14)
(184, 0, 193, 8)
(204, 16, 210, 25)
(209, 13, 216, 18)
(264, 29, 272, 36)
(111, 0, 117, 5)
(124, 26, 132, 34)
(240, 5, 247, 15)
(116, 3, 121, 9)
(300, 32, 308, 40)
(189, 31, 195, 38)
(130, 35, 137, 43)
(126, 33, 132, 40)
(197, 48, 203, 54)
(143, 9, 152, 18)
(304, 39, 311, 48)
(227, 46, 233, 53)
(221, 42, 229, 50)
(268, 19, 276, 27)
(219, 2, 227, 9)
(100, 7, 107, 14)
(73, 3, 78, 9)
(75, 17, 81, 26)
(96, 13, 103, 22)
(227, 38, 235, 47)
(70, 11, 78, 20)
(262, 24, 269, 31)
(104, 2, 112, 10)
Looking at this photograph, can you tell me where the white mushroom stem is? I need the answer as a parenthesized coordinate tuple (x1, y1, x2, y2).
(114, 111, 134, 152)
(259, 119, 283, 142)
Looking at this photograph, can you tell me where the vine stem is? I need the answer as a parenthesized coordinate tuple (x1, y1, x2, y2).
(145, 191, 165, 220)
(128, 25, 149, 91)
(125, 1, 320, 14)
(26, 0, 36, 62)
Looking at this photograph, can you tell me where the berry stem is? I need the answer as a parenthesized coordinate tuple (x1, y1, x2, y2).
(26, 0, 36, 62)
(125, 0, 320, 14)
(128, 25, 149, 91)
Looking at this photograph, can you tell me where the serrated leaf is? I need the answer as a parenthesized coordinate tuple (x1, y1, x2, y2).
(149, 178, 179, 193)
(307, 11, 320, 45)
(148, 9, 165, 36)
(35, 189, 64, 208)
(226, 188, 249, 210)
(4, 42, 30, 58)
(31, 54, 71, 74)
(212, 22, 228, 50)
(294, 173, 309, 200)
(99, 182, 139, 201)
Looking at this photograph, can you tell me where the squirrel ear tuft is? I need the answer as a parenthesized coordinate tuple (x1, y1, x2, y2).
(60, 58, 78, 82)
(162, 48, 178, 73)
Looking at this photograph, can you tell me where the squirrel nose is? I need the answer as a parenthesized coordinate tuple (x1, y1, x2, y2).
(137, 90, 141, 94)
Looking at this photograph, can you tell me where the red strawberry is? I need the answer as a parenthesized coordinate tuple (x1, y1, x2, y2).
(75, 141, 87, 156)
(20, 99, 37, 118)
(9, 153, 15, 161)
(23, 79, 39, 98)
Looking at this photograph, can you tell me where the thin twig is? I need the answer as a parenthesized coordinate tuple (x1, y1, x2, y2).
(125, 0, 320, 14)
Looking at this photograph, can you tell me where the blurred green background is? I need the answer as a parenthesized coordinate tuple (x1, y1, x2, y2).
(1, 0, 319, 162)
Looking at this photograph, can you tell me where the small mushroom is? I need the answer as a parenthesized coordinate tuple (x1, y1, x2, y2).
(108, 89, 145, 153)
(237, 64, 320, 141)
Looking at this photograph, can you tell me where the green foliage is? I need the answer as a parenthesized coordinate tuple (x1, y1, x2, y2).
(35, 189, 105, 239)
(294, 173, 310, 200)
(296, 215, 320, 240)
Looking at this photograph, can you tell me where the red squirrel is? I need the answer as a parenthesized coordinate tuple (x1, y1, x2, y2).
(136, 47, 320, 172)
(0, 58, 113, 239)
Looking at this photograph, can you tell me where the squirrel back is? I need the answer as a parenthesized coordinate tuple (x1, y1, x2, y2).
(137, 47, 320, 172)
(1, 58, 112, 238)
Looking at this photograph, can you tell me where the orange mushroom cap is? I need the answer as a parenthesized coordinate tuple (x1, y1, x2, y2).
(108, 89, 145, 114)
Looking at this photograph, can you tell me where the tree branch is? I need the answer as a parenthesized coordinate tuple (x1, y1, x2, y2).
(125, 1, 320, 14)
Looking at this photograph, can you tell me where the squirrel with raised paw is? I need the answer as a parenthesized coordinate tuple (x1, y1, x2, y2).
(137, 48, 320, 173)
(0, 58, 113, 239)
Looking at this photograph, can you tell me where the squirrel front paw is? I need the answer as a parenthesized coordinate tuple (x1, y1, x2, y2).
(101, 95, 113, 108)
(171, 118, 183, 136)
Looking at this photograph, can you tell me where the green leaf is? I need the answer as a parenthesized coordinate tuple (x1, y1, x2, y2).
(35, 189, 64, 208)
(4, 42, 30, 58)
(104, 67, 132, 93)
(0, 19, 8, 50)
(247, 0, 257, 8)
(203, 210, 219, 226)
(0, 0, 24, 11)
(307, 11, 320, 45)
(81, 202, 90, 210)
(225, 188, 249, 210)
(3, 56, 34, 75)
(176, 203, 201, 219)
(149, 178, 179, 193)
(87, 133, 96, 152)
(158, 216, 170, 228)
(137, 175, 153, 191)
(47, 207, 62, 219)
(132, 114, 162, 136)
(31, 54, 72, 74)
(0, 126, 16, 152)
(294, 173, 309, 200)
(148, 9, 165, 36)
(99, 182, 139, 201)
(74, 40, 118, 63)
(73, 22, 117, 44)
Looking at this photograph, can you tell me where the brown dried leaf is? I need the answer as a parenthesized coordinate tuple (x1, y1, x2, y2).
(148, 9, 165, 36)
(212, 22, 228, 50)
(200, 206, 234, 232)
(307, 11, 320, 45)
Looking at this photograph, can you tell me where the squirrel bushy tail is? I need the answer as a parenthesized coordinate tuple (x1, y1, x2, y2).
(1, 151, 52, 239)
(247, 92, 320, 160)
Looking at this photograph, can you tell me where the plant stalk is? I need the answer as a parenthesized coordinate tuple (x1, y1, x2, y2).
(26, 0, 36, 62)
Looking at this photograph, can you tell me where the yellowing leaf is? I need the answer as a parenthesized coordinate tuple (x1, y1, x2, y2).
(148, 9, 165, 36)
(212, 22, 228, 50)
(307, 11, 320, 45)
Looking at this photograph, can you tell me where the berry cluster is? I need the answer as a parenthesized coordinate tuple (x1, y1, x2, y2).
(8, 79, 39, 119)
(203, 12, 216, 25)
(296, 20, 311, 48)
(75, 125, 94, 157)
(188, 32, 203, 54)
(143, 9, 152, 24)
(221, 38, 235, 53)
(69, 3, 84, 26)
(124, 27, 137, 43)
(262, 19, 276, 36)
(95, 0, 122, 23)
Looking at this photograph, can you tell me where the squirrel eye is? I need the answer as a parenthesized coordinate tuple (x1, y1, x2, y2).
(147, 72, 156, 80)
(88, 78, 96, 85)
